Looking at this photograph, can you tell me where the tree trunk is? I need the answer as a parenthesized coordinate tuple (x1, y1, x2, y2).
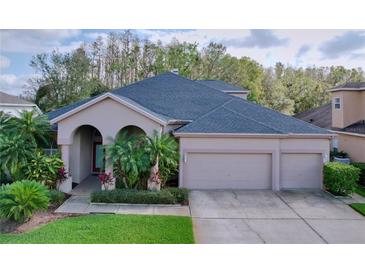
(147, 156, 161, 191)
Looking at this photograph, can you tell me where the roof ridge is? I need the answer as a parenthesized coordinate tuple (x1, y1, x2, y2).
(222, 104, 284, 134)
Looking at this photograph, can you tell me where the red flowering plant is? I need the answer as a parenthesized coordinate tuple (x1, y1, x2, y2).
(98, 172, 114, 190)
(57, 167, 68, 180)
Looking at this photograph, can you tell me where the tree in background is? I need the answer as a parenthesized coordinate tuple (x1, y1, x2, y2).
(24, 31, 365, 114)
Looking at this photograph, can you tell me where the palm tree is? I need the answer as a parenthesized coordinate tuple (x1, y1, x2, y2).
(0, 134, 36, 181)
(146, 131, 179, 191)
(11, 110, 52, 146)
(0, 111, 12, 132)
(106, 132, 150, 189)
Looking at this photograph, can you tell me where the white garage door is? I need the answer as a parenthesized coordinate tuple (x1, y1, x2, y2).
(280, 153, 322, 189)
(183, 152, 272, 189)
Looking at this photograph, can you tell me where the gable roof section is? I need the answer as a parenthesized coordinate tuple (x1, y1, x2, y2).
(111, 72, 232, 121)
(0, 91, 35, 105)
(48, 72, 233, 123)
(195, 80, 249, 93)
(48, 93, 168, 125)
(47, 72, 332, 136)
(293, 103, 332, 129)
(176, 98, 330, 135)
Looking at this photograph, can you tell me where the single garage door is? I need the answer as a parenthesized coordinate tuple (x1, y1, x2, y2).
(280, 153, 322, 189)
(183, 152, 272, 189)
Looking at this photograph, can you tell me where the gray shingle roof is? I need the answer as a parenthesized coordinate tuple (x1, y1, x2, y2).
(329, 82, 365, 91)
(176, 98, 330, 134)
(111, 72, 232, 121)
(293, 103, 332, 129)
(195, 80, 248, 92)
(340, 121, 365, 135)
(0, 91, 34, 105)
(47, 72, 331, 135)
(47, 95, 100, 120)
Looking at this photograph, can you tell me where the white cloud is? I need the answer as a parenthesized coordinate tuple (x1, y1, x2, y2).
(0, 29, 81, 53)
(0, 73, 35, 96)
(134, 29, 365, 69)
(0, 55, 11, 69)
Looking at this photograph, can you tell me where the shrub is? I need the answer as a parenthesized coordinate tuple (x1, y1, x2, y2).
(91, 189, 177, 204)
(352, 163, 365, 186)
(323, 162, 360, 196)
(0, 180, 50, 222)
(107, 133, 150, 189)
(165, 187, 189, 204)
(49, 189, 65, 205)
(25, 151, 64, 189)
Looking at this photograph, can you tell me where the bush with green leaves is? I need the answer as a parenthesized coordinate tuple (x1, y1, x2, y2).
(352, 163, 365, 186)
(91, 189, 177, 204)
(25, 151, 64, 189)
(323, 162, 361, 196)
(0, 134, 36, 181)
(0, 180, 50, 222)
(107, 132, 150, 189)
(49, 189, 65, 205)
(165, 187, 189, 204)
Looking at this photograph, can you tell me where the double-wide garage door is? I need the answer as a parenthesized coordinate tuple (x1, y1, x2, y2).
(184, 153, 272, 189)
(183, 152, 322, 190)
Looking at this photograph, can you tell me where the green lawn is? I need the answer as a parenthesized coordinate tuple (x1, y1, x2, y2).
(0, 214, 194, 244)
(350, 203, 365, 216)
(355, 185, 365, 197)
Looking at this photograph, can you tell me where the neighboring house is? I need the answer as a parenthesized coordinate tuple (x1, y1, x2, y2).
(48, 72, 332, 193)
(0, 91, 42, 117)
(294, 82, 365, 162)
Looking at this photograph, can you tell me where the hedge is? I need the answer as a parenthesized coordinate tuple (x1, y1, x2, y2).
(323, 162, 360, 196)
(91, 188, 189, 205)
(165, 187, 189, 205)
(352, 163, 365, 186)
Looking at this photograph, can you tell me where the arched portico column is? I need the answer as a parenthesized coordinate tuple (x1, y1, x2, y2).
(58, 141, 73, 193)
(102, 138, 116, 190)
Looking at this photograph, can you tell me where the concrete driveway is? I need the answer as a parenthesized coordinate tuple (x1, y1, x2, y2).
(190, 190, 365, 244)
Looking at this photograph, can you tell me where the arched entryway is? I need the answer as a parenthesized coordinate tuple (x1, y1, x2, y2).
(69, 125, 104, 195)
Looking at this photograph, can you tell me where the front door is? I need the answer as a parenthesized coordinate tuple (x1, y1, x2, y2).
(92, 142, 104, 173)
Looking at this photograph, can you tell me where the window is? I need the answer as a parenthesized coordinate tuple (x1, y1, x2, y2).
(334, 97, 341, 109)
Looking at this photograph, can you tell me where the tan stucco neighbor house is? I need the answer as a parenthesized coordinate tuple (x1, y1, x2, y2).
(48, 72, 332, 193)
(295, 82, 365, 163)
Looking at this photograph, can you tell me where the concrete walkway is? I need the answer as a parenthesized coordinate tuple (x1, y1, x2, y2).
(70, 176, 100, 196)
(190, 190, 365, 244)
(55, 195, 190, 216)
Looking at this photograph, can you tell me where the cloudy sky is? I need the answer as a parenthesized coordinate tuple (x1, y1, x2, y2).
(1, 29, 365, 95)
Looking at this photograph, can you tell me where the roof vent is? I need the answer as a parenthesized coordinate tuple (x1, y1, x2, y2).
(171, 68, 179, 75)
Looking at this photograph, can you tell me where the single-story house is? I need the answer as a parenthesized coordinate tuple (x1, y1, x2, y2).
(295, 82, 365, 162)
(0, 91, 42, 117)
(48, 72, 332, 193)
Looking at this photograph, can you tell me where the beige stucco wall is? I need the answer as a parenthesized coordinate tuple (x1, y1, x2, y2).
(70, 126, 94, 183)
(332, 91, 365, 128)
(337, 132, 365, 162)
(178, 136, 330, 190)
(57, 97, 164, 185)
(57, 97, 163, 145)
